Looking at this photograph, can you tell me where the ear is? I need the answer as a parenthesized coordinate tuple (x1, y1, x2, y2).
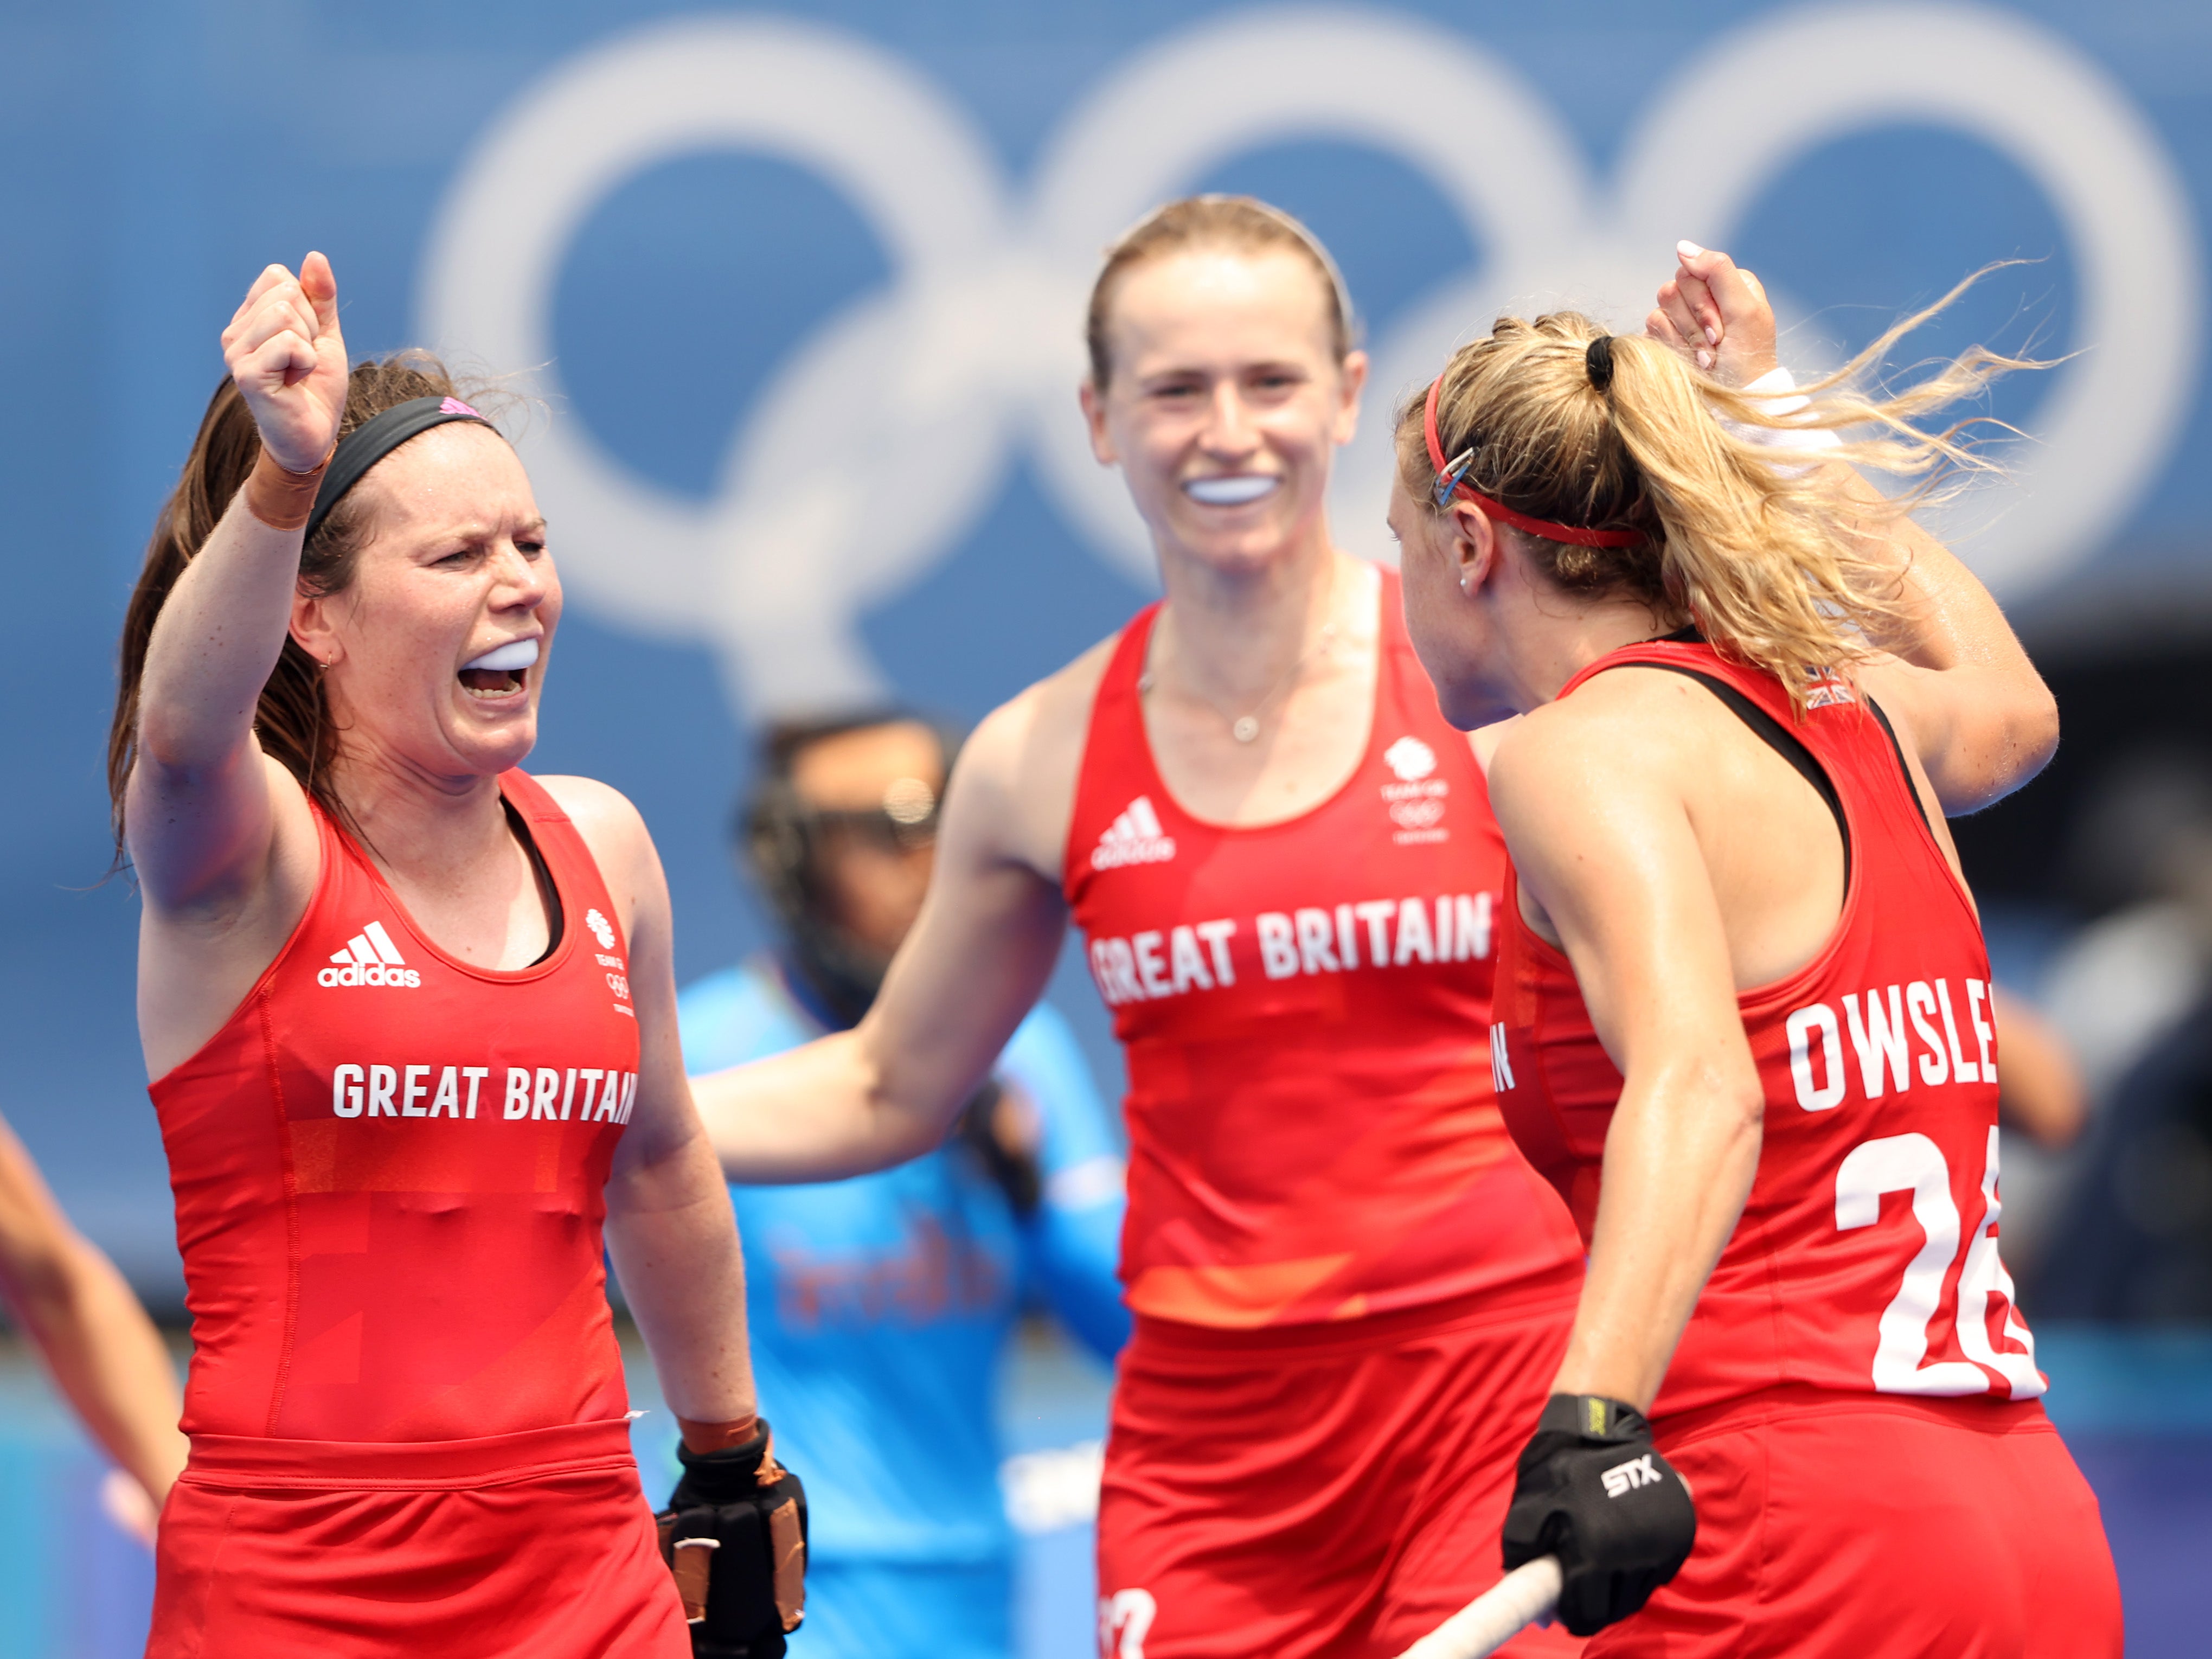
(1331, 350, 1369, 447)
(1078, 380, 1118, 466)
(290, 586, 341, 669)
(1447, 499, 1502, 597)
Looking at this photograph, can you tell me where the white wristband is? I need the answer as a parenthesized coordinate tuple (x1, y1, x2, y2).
(1725, 366, 1843, 454)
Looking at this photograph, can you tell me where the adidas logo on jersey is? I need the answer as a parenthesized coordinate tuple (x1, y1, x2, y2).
(317, 920, 423, 988)
(1091, 796, 1176, 871)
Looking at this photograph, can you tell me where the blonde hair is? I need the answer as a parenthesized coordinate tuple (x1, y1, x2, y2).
(1395, 274, 2038, 705)
(1086, 195, 1356, 388)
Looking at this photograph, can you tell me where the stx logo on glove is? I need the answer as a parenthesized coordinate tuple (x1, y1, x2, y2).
(1601, 1453, 1662, 1498)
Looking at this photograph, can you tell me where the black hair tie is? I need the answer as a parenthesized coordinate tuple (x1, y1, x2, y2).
(1585, 335, 1615, 393)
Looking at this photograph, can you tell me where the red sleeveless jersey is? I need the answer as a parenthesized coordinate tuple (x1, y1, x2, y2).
(151, 771, 642, 1442)
(1064, 568, 1583, 1329)
(1492, 640, 2045, 1415)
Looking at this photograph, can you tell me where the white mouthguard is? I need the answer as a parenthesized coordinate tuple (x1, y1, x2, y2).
(463, 639, 540, 674)
(1184, 475, 1280, 507)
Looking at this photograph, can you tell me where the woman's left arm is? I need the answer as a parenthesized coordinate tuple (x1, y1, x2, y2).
(1833, 474, 2059, 815)
(1655, 245, 2058, 815)
(549, 779, 755, 1432)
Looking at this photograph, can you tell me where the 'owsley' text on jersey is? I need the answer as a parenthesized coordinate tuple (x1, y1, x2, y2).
(1492, 640, 2044, 1413)
(150, 772, 642, 1443)
(1064, 569, 1582, 1330)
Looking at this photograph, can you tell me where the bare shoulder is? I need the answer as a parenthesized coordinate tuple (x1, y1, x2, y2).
(1491, 670, 1709, 805)
(531, 774, 660, 912)
(948, 632, 1119, 884)
(1469, 716, 1519, 776)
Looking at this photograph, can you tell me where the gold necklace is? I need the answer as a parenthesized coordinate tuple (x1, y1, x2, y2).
(1140, 574, 1341, 744)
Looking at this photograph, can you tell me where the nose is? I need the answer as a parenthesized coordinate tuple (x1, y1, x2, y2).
(489, 539, 549, 613)
(1199, 381, 1260, 461)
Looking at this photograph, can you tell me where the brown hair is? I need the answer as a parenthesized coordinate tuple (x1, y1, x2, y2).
(107, 351, 471, 854)
(1085, 194, 1356, 388)
(1395, 276, 2037, 705)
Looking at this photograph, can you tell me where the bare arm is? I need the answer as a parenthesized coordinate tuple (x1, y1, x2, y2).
(126, 257, 349, 918)
(550, 779, 754, 1426)
(1653, 245, 2057, 815)
(1845, 495, 2057, 815)
(693, 691, 1073, 1183)
(1490, 708, 1766, 1411)
(0, 1117, 186, 1506)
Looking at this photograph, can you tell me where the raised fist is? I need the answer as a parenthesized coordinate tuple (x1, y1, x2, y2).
(220, 252, 348, 475)
(1646, 241, 1779, 389)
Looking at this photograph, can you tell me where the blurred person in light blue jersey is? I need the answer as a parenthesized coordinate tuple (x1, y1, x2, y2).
(645, 710, 1128, 1659)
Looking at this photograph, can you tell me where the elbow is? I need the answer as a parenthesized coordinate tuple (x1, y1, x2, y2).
(0, 1241, 79, 1335)
(1986, 681, 2059, 805)
(2016, 682, 2060, 783)
(130, 713, 239, 789)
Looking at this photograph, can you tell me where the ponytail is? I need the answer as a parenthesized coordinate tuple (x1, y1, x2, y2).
(1398, 270, 2041, 707)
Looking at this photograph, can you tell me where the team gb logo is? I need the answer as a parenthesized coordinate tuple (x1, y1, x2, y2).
(586, 908, 617, 951)
(1384, 736, 1437, 783)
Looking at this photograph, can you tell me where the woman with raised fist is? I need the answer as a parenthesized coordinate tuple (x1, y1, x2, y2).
(1393, 245, 2119, 1655)
(110, 253, 794, 1657)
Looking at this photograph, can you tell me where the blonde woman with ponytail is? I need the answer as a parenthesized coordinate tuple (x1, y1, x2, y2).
(1390, 244, 2120, 1655)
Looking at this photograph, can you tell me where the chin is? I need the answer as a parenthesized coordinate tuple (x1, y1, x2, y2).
(1425, 666, 1516, 732)
(448, 713, 538, 776)
(1182, 515, 1301, 572)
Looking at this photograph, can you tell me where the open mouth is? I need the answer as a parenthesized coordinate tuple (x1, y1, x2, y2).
(458, 637, 539, 700)
(1183, 474, 1281, 508)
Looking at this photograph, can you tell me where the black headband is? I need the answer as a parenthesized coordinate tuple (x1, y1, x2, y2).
(305, 395, 495, 543)
(1586, 335, 1616, 393)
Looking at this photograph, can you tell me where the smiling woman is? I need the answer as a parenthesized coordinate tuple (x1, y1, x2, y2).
(690, 196, 1588, 1659)
(102, 255, 795, 1659)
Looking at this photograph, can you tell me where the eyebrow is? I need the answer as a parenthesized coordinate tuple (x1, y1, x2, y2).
(440, 516, 548, 541)
(1136, 359, 1311, 387)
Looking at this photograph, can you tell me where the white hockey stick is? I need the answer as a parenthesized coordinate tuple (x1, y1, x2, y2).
(1393, 1556, 1562, 1659)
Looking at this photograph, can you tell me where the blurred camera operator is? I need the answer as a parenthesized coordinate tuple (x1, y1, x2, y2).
(657, 712, 1128, 1659)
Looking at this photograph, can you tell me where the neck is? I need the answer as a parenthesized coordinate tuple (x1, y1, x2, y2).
(1507, 593, 1670, 713)
(325, 743, 515, 881)
(1151, 519, 1353, 707)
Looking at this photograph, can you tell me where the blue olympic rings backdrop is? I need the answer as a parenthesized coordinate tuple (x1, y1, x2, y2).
(0, 0, 2208, 1293)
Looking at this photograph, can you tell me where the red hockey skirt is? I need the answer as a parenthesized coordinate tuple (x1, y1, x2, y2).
(1097, 1279, 1585, 1659)
(148, 1418, 688, 1658)
(1589, 1388, 2123, 1658)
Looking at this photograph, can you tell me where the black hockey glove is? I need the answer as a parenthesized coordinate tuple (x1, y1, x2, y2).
(656, 1421, 808, 1659)
(1501, 1394, 1696, 1638)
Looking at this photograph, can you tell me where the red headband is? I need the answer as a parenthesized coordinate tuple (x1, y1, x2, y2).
(1422, 376, 1643, 549)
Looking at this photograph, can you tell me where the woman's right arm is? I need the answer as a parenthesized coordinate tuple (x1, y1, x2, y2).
(692, 691, 1075, 1183)
(126, 257, 348, 914)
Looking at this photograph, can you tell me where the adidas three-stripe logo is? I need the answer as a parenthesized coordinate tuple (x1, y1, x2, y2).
(1091, 796, 1176, 872)
(317, 919, 424, 988)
